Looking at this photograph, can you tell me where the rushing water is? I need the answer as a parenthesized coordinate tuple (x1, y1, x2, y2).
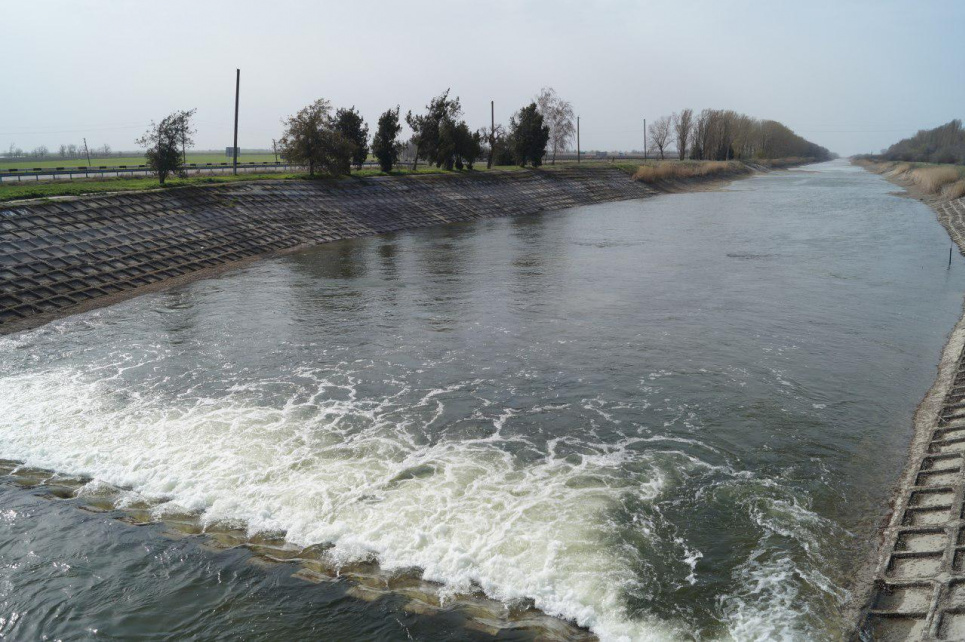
(1, 161, 964, 641)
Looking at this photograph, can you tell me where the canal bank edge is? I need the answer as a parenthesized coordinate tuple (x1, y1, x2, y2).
(853, 160, 965, 640)
(0, 167, 653, 334)
(0, 163, 793, 336)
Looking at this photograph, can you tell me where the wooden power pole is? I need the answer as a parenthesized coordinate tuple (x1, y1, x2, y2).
(577, 116, 580, 164)
(233, 69, 240, 175)
(488, 100, 494, 169)
(644, 118, 647, 160)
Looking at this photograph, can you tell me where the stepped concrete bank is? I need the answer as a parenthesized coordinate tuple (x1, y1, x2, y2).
(856, 187, 965, 640)
(0, 167, 654, 334)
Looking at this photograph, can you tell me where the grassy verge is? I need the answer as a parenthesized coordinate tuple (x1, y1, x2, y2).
(0, 165, 532, 203)
(855, 159, 965, 200)
(0, 173, 309, 203)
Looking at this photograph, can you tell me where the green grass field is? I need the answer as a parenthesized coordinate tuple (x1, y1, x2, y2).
(0, 153, 279, 171)
(0, 173, 307, 203)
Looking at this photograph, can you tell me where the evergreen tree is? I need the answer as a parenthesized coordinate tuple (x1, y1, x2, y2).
(509, 103, 550, 167)
(372, 106, 402, 172)
(334, 106, 370, 170)
(405, 90, 462, 169)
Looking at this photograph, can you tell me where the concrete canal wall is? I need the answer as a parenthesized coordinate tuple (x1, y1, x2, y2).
(857, 191, 965, 641)
(0, 167, 654, 334)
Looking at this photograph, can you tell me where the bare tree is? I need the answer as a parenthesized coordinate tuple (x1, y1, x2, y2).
(730, 113, 756, 160)
(648, 116, 672, 160)
(479, 123, 505, 169)
(535, 87, 575, 164)
(673, 109, 693, 161)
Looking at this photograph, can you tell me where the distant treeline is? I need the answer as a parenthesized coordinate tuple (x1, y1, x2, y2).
(4, 142, 114, 161)
(646, 109, 835, 162)
(874, 120, 965, 165)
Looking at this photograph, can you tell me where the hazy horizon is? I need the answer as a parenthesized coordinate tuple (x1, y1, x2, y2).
(3, 0, 963, 157)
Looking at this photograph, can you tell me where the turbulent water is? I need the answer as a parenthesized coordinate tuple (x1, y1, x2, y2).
(2, 160, 964, 641)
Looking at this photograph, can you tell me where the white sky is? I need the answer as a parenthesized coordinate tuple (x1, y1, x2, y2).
(2, 0, 963, 156)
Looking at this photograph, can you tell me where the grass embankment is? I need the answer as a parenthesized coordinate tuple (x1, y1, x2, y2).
(0, 165, 530, 204)
(0, 158, 818, 204)
(855, 159, 965, 200)
(0, 174, 304, 203)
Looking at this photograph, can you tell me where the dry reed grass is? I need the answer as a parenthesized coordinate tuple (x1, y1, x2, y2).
(890, 162, 913, 175)
(909, 166, 961, 193)
(854, 159, 965, 200)
(632, 161, 749, 184)
(943, 179, 965, 200)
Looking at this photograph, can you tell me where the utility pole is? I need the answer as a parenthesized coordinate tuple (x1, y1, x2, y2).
(644, 118, 647, 160)
(233, 68, 240, 175)
(82, 137, 91, 167)
(488, 100, 494, 169)
(272, 139, 278, 163)
(577, 116, 580, 164)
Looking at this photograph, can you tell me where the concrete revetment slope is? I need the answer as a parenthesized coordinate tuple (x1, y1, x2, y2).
(0, 167, 654, 334)
(857, 195, 965, 641)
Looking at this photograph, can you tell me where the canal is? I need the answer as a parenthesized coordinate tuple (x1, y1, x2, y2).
(1, 160, 962, 640)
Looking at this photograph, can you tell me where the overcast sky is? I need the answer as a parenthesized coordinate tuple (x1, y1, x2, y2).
(3, 0, 963, 157)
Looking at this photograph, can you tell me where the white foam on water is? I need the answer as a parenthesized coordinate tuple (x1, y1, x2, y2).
(715, 484, 849, 642)
(0, 316, 848, 641)
(0, 366, 689, 642)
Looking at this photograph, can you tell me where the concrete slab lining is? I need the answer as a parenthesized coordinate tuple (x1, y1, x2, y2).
(0, 168, 655, 334)
(858, 196, 965, 641)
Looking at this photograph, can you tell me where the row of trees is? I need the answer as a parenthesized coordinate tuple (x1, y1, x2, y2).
(135, 95, 834, 184)
(135, 88, 573, 184)
(646, 109, 833, 162)
(877, 120, 965, 164)
(274, 89, 564, 177)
